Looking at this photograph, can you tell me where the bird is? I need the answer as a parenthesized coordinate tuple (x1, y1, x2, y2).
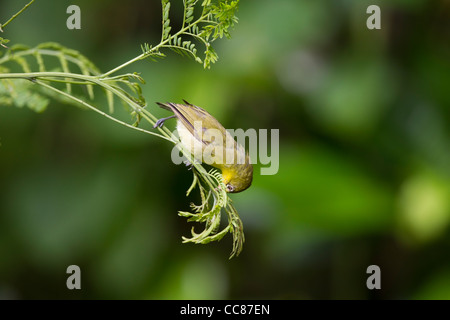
(154, 100, 253, 193)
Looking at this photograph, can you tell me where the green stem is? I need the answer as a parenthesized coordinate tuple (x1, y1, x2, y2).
(1, 74, 223, 215)
(102, 15, 208, 77)
(0, 71, 140, 111)
(0, 71, 173, 142)
(34, 80, 173, 142)
(0, 48, 100, 74)
(1, 0, 35, 30)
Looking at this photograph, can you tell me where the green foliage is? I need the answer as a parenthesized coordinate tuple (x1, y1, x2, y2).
(0, 0, 35, 48)
(0, 0, 242, 258)
(179, 168, 244, 258)
(1, 0, 449, 299)
(0, 42, 102, 112)
(141, 0, 239, 69)
(0, 78, 48, 112)
(0, 36, 9, 49)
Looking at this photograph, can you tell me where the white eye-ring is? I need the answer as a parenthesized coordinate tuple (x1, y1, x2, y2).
(226, 184, 235, 192)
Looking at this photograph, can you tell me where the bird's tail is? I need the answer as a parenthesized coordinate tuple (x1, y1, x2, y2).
(156, 102, 173, 112)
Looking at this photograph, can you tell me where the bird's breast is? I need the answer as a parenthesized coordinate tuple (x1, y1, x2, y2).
(177, 120, 206, 163)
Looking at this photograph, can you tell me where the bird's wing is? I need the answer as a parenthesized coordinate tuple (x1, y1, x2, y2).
(156, 101, 225, 146)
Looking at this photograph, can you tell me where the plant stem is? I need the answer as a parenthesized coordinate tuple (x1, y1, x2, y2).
(1, 72, 220, 193)
(101, 15, 208, 77)
(0, 48, 100, 74)
(1, 0, 35, 30)
(34, 79, 174, 143)
(0, 71, 173, 141)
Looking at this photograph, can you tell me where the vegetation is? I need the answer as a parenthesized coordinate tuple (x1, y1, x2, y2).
(0, 0, 244, 258)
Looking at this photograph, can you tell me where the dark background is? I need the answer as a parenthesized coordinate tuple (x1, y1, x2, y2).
(0, 0, 449, 299)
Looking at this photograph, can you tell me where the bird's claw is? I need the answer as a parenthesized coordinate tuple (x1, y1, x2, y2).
(153, 119, 165, 129)
(183, 160, 194, 170)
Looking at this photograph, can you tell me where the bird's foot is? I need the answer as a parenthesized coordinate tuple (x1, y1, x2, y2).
(153, 115, 176, 129)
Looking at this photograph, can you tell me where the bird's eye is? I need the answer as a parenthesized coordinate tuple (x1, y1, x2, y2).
(226, 184, 235, 192)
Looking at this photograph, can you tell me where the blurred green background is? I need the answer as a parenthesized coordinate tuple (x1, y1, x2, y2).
(0, 0, 449, 299)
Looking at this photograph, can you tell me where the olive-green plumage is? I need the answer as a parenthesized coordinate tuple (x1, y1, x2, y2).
(155, 100, 253, 193)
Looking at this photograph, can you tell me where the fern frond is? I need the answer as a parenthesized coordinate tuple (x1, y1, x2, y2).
(0, 0, 244, 258)
(161, 0, 172, 41)
(178, 166, 244, 258)
(182, 0, 198, 27)
(0, 78, 49, 112)
(0, 43, 148, 115)
(144, 0, 240, 69)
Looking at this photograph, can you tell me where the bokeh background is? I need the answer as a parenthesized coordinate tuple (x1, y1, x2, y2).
(0, 0, 449, 299)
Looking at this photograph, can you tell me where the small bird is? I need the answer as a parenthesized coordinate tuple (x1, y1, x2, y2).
(154, 100, 253, 193)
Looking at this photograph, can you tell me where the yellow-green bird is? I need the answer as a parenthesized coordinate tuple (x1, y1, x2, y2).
(155, 100, 253, 193)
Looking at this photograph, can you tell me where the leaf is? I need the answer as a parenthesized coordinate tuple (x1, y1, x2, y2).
(58, 51, 72, 94)
(177, 167, 244, 258)
(0, 79, 49, 112)
(0, 37, 10, 48)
